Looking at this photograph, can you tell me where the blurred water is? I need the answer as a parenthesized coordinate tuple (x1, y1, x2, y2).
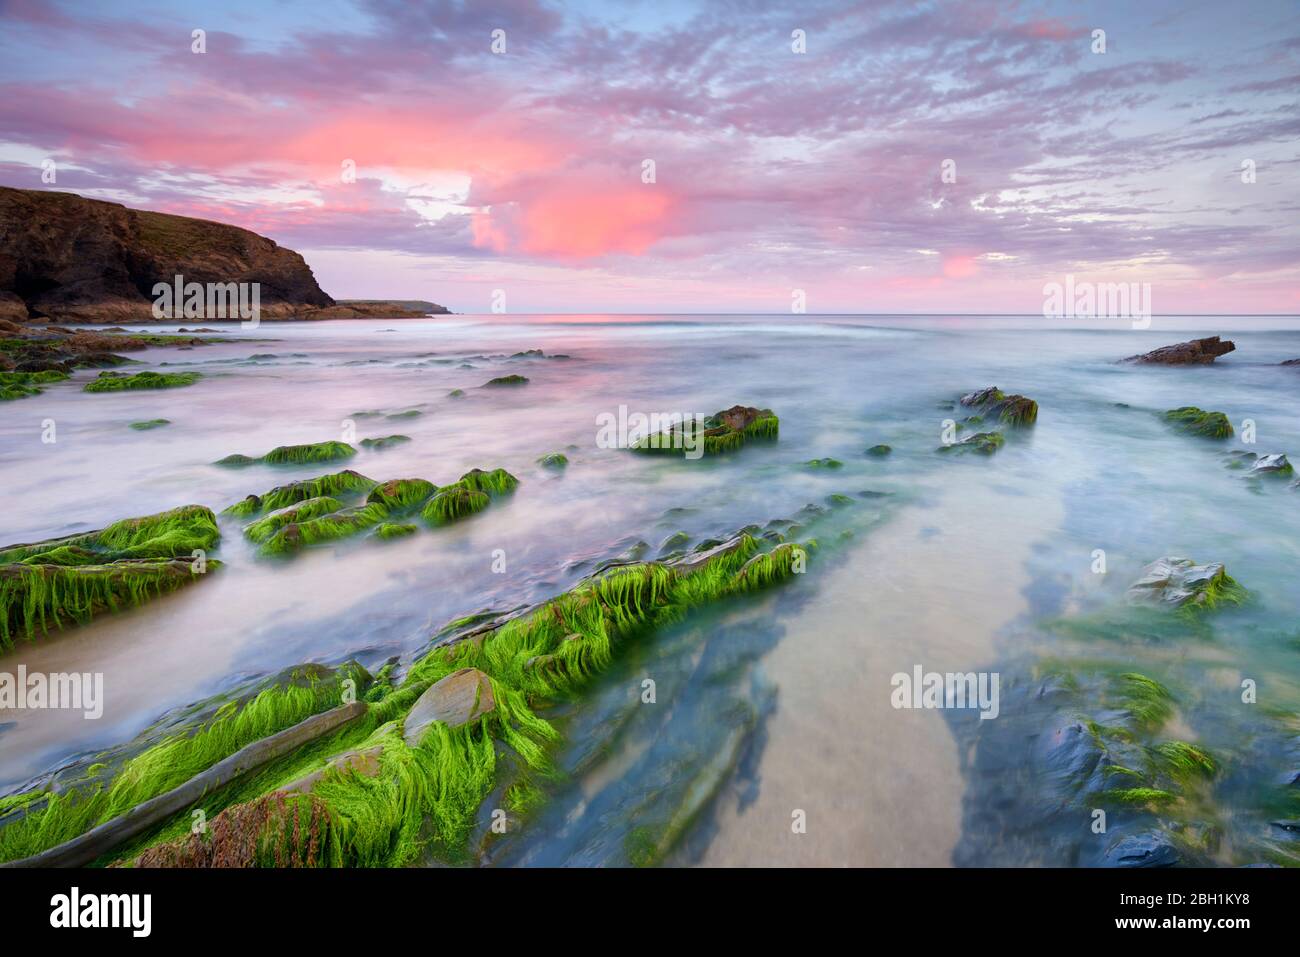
(2, 315, 1298, 865)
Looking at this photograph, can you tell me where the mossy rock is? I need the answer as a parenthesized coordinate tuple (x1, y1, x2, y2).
(373, 523, 417, 540)
(259, 502, 390, 556)
(484, 375, 528, 387)
(455, 467, 519, 497)
(83, 371, 201, 392)
(243, 497, 343, 544)
(422, 486, 490, 526)
(805, 458, 843, 469)
(0, 369, 70, 400)
(959, 387, 1037, 426)
(129, 419, 170, 431)
(865, 444, 892, 457)
(223, 470, 377, 517)
(1124, 557, 1247, 613)
(938, 431, 1005, 455)
(366, 478, 437, 512)
(359, 435, 410, 451)
(537, 452, 568, 469)
(263, 442, 356, 465)
(1163, 407, 1233, 439)
(631, 405, 778, 457)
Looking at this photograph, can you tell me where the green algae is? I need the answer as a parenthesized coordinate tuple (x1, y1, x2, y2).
(0, 505, 221, 649)
(366, 478, 437, 513)
(218, 441, 357, 467)
(0, 369, 70, 400)
(0, 668, 356, 864)
(484, 374, 528, 387)
(1163, 407, 1233, 439)
(0, 490, 866, 867)
(959, 387, 1038, 426)
(939, 431, 1005, 455)
(537, 452, 568, 469)
(421, 487, 490, 526)
(805, 458, 843, 469)
(83, 371, 201, 392)
(454, 467, 519, 497)
(129, 418, 170, 431)
(360, 435, 411, 450)
(866, 444, 892, 456)
(223, 470, 377, 517)
(260, 502, 390, 556)
(373, 523, 417, 540)
(242, 497, 344, 544)
(630, 406, 779, 457)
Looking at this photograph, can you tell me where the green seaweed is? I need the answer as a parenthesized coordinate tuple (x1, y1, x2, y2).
(454, 467, 519, 497)
(366, 479, 438, 513)
(484, 374, 528, 387)
(243, 497, 344, 544)
(223, 470, 377, 517)
(373, 523, 417, 540)
(1163, 407, 1233, 439)
(260, 503, 390, 556)
(537, 452, 568, 469)
(421, 487, 490, 526)
(129, 418, 170, 431)
(83, 371, 201, 392)
(360, 435, 411, 450)
(0, 369, 70, 400)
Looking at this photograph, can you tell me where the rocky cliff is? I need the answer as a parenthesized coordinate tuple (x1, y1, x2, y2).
(0, 187, 445, 322)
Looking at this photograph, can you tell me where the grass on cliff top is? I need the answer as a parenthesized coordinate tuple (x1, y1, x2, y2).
(83, 370, 201, 392)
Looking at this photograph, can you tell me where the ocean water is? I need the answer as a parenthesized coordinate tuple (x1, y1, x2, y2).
(2, 315, 1298, 866)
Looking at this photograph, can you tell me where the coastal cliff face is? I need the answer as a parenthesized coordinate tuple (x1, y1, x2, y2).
(0, 187, 442, 322)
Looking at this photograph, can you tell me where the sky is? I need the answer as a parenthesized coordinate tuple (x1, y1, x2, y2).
(0, 0, 1297, 314)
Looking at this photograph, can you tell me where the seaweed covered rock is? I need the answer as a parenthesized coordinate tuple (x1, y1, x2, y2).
(938, 431, 1005, 455)
(455, 467, 520, 497)
(366, 478, 438, 512)
(260, 502, 390, 556)
(1125, 557, 1246, 612)
(1249, 452, 1293, 477)
(216, 441, 356, 467)
(1123, 336, 1235, 365)
(0, 505, 220, 649)
(631, 405, 779, 457)
(959, 387, 1038, 426)
(484, 374, 528, 387)
(242, 497, 343, 544)
(83, 370, 201, 392)
(422, 486, 489, 526)
(866, 444, 892, 457)
(537, 452, 568, 469)
(359, 435, 410, 451)
(0, 369, 70, 401)
(224, 470, 377, 517)
(1163, 407, 1233, 439)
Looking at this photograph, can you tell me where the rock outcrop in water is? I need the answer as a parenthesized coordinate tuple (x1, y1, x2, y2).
(959, 387, 1038, 426)
(0, 187, 445, 322)
(1122, 336, 1235, 365)
(1124, 557, 1246, 611)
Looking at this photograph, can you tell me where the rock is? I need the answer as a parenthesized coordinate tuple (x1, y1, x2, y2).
(1281, 358, 1300, 366)
(1249, 452, 1293, 476)
(403, 668, 495, 746)
(0, 186, 434, 322)
(1122, 336, 1235, 365)
(865, 444, 892, 456)
(711, 405, 766, 431)
(938, 431, 1004, 455)
(278, 746, 385, 795)
(959, 387, 1038, 426)
(1163, 407, 1232, 439)
(1101, 831, 1182, 867)
(1125, 557, 1244, 610)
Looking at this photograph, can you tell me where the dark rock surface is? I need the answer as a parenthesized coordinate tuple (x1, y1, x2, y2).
(1122, 336, 1235, 364)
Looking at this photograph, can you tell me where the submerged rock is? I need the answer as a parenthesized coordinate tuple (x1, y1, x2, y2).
(865, 444, 892, 456)
(1125, 557, 1246, 611)
(1100, 831, 1182, 868)
(1123, 336, 1235, 365)
(631, 405, 778, 457)
(1163, 406, 1233, 439)
(484, 374, 528, 387)
(938, 431, 1005, 455)
(403, 668, 495, 746)
(959, 387, 1038, 426)
(1250, 452, 1293, 476)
